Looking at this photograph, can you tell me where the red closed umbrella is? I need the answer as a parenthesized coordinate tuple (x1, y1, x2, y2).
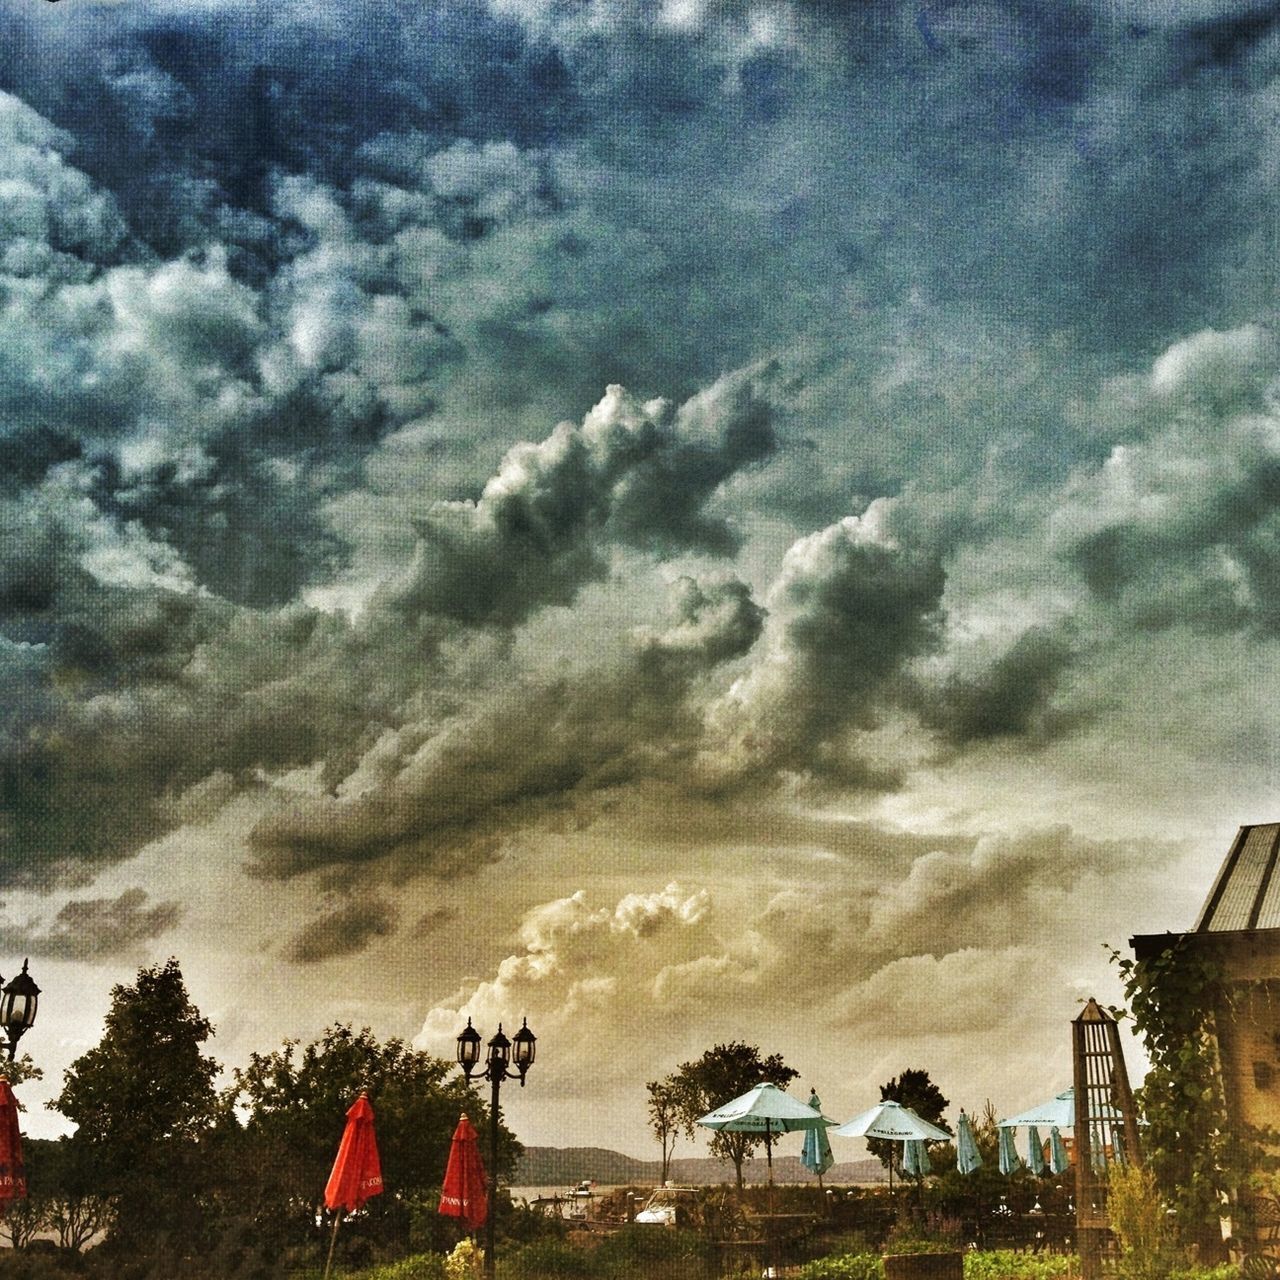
(323, 1093, 383, 1279)
(0, 1079, 26, 1211)
(439, 1113, 487, 1229)
(325, 1093, 383, 1213)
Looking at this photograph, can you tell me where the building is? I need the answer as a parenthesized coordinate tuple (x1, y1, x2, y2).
(1131, 821, 1280, 1145)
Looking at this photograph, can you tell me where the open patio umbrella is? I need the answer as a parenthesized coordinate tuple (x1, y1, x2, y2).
(955, 1110, 982, 1175)
(801, 1090, 834, 1186)
(832, 1101, 950, 1194)
(0, 1079, 27, 1212)
(699, 1083, 835, 1277)
(323, 1093, 384, 1280)
(1025, 1125, 1046, 1176)
(1048, 1126, 1069, 1175)
(998, 1126, 1021, 1175)
(697, 1082, 835, 1188)
(999, 1087, 1123, 1133)
(439, 1113, 487, 1231)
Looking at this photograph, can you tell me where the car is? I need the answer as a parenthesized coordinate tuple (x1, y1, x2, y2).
(633, 1185, 699, 1226)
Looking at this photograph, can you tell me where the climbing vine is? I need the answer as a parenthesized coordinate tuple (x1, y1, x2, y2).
(1111, 938, 1275, 1245)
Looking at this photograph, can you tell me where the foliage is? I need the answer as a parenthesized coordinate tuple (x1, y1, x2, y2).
(795, 1252, 885, 1280)
(444, 1237, 483, 1280)
(869, 1069, 950, 1171)
(646, 1078, 686, 1184)
(1112, 938, 1274, 1246)
(961, 1252, 1077, 1280)
(0, 1193, 46, 1250)
(48, 958, 222, 1249)
(501, 1237, 597, 1278)
(498, 1226, 712, 1280)
(230, 1023, 514, 1246)
(668, 1041, 798, 1190)
(1106, 1162, 1180, 1280)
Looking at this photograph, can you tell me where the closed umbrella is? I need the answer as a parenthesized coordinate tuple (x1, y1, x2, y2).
(998, 1126, 1021, 1175)
(1025, 1125, 1046, 1176)
(801, 1090, 834, 1185)
(1048, 1126, 1069, 1175)
(439, 1113, 488, 1230)
(955, 1110, 982, 1175)
(0, 1079, 26, 1211)
(1089, 1123, 1107, 1173)
(323, 1093, 384, 1280)
(902, 1139, 931, 1178)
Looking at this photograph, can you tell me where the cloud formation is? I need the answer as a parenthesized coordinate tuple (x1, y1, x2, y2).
(1, 0, 1277, 1153)
(0, 888, 182, 963)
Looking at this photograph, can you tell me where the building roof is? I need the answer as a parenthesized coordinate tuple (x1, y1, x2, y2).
(1196, 823, 1280, 932)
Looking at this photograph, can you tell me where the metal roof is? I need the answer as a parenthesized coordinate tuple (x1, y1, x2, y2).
(1196, 823, 1280, 932)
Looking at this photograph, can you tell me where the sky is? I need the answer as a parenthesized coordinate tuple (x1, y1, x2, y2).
(1, 0, 1279, 1162)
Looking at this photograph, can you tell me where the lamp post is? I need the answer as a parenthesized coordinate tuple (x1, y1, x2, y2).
(456, 1016, 536, 1279)
(0, 961, 38, 1061)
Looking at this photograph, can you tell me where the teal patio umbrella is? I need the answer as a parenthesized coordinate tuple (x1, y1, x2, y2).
(1025, 1125, 1046, 1176)
(697, 1082, 835, 1189)
(1048, 1126, 1068, 1175)
(955, 1110, 982, 1175)
(801, 1090, 834, 1185)
(998, 1126, 1021, 1175)
(833, 1100, 950, 1194)
(903, 1138, 932, 1178)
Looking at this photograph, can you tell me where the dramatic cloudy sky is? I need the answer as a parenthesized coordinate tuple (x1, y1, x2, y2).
(2, 0, 1278, 1158)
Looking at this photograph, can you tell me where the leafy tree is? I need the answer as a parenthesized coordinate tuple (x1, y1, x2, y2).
(671, 1042, 798, 1190)
(646, 1078, 686, 1184)
(868, 1068, 949, 1171)
(231, 1023, 520, 1250)
(50, 958, 223, 1252)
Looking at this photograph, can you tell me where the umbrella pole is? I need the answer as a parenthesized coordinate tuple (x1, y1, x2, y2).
(323, 1209, 342, 1280)
(765, 1123, 777, 1280)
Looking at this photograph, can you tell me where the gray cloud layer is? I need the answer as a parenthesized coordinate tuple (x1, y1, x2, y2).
(1, 0, 1278, 953)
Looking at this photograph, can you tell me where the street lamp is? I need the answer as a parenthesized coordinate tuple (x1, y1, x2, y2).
(0, 961, 38, 1061)
(456, 1016, 536, 1278)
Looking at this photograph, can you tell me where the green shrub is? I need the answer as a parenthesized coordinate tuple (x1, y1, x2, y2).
(1168, 1267, 1241, 1280)
(795, 1253, 885, 1280)
(1108, 1163, 1180, 1280)
(962, 1251, 1079, 1280)
(500, 1237, 597, 1279)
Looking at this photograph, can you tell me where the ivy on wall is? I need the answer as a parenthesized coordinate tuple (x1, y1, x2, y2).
(1111, 939, 1278, 1244)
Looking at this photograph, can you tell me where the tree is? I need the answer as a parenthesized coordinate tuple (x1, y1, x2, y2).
(868, 1068, 949, 1171)
(231, 1024, 520, 1251)
(50, 958, 222, 1251)
(671, 1042, 798, 1191)
(646, 1078, 686, 1184)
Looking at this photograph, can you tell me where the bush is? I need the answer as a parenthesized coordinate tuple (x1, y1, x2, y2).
(795, 1254, 885, 1280)
(500, 1237, 597, 1279)
(1107, 1163, 1180, 1280)
(962, 1251, 1078, 1280)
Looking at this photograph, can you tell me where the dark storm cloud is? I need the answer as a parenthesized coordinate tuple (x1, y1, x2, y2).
(1058, 326, 1280, 636)
(248, 568, 766, 879)
(712, 500, 947, 783)
(381, 372, 775, 627)
(918, 627, 1085, 748)
(0, 888, 182, 962)
(284, 894, 399, 963)
(5, 0, 1280, 901)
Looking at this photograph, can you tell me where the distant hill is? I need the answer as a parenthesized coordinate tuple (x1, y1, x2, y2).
(513, 1146, 887, 1187)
